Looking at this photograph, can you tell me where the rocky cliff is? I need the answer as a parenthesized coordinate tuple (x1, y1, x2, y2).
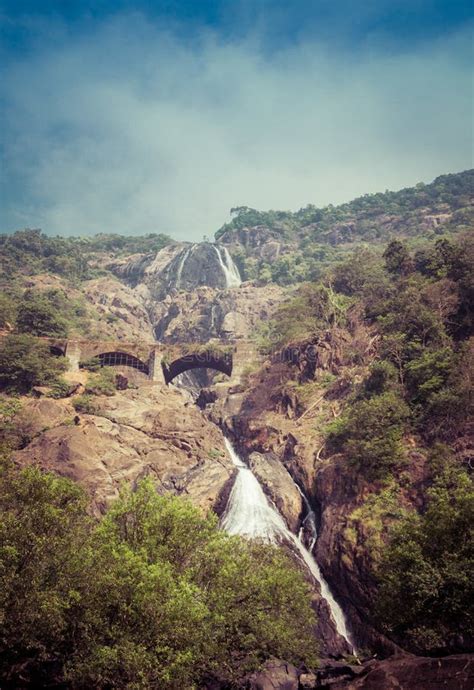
(13, 385, 234, 516)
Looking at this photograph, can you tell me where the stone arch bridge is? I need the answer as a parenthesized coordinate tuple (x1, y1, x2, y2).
(42, 338, 242, 385)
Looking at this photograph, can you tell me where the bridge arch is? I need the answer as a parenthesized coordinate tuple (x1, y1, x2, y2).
(163, 349, 232, 385)
(49, 345, 66, 357)
(82, 351, 149, 375)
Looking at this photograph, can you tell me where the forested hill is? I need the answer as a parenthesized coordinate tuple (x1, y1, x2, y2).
(1, 170, 472, 289)
(216, 169, 473, 284)
(216, 169, 473, 242)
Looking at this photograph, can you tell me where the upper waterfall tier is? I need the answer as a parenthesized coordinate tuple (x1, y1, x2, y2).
(110, 241, 241, 295)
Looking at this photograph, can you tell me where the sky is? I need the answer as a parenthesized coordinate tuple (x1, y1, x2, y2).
(1, 1, 473, 240)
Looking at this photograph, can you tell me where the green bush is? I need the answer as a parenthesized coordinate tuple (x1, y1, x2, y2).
(362, 360, 399, 398)
(0, 465, 318, 688)
(47, 379, 73, 399)
(376, 468, 474, 654)
(327, 392, 410, 479)
(72, 394, 98, 414)
(0, 335, 67, 394)
(79, 356, 102, 372)
(16, 291, 69, 337)
(84, 368, 116, 396)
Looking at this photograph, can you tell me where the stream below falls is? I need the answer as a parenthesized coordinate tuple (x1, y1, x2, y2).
(221, 437, 356, 654)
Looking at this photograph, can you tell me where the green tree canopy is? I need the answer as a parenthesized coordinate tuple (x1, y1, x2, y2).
(16, 290, 69, 337)
(0, 334, 67, 394)
(376, 467, 474, 654)
(0, 464, 318, 689)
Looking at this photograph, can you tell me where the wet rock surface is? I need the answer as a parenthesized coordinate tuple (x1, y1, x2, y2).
(248, 451, 303, 532)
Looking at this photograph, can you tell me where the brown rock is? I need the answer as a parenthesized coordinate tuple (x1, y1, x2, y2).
(14, 385, 234, 515)
(248, 658, 299, 690)
(345, 654, 474, 690)
(248, 451, 303, 532)
(299, 671, 317, 688)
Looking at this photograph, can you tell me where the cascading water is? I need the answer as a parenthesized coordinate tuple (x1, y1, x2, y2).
(221, 437, 355, 652)
(213, 245, 241, 288)
(174, 246, 193, 289)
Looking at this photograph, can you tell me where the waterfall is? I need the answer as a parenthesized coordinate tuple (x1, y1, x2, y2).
(221, 437, 355, 652)
(174, 246, 193, 289)
(213, 245, 241, 288)
(172, 371, 201, 399)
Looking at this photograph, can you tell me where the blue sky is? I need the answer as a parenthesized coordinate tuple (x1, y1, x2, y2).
(1, 1, 473, 239)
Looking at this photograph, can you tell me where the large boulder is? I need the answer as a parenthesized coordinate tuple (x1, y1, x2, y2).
(248, 658, 299, 690)
(14, 385, 234, 515)
(248, 451, 303, 532)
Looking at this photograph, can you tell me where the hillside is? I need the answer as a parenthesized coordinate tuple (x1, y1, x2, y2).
(216, 169, 474, 284)
(0, 170, 473, 689)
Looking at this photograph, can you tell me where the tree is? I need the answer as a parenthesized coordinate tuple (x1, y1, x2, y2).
(0, 468, 318, 689)
(16, 291, 68, 337)
(376, 469, 474, 654)
(0, 461, 93, 687)
(0, 334, 67, 394)
(327, 392, 409, 479)
(383, 240, 413, 276)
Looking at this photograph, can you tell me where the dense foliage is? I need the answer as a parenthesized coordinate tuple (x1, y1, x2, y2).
(0, 229, 172, 282)
(376, 464, 474, 653)
(0, 287, 101, 340)
(255, 229, 473, 654)
(0, 464, 317, 689)
(217, 171, 473, 241)
(0, 334, 67, 394)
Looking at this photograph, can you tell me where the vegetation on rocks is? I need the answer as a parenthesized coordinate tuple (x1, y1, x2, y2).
(0, 335, 67, 395)
(0, 463, 317, 689)
(254, 228, 473, 654)
(376, 465, 474, 654)
(217, 170, 474, 285)
(0, 228, 172, 282)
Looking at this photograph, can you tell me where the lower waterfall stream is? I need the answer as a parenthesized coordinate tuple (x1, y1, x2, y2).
(221, 437, 355, 653)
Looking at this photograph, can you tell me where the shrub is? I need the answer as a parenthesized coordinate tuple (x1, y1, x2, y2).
(362, 360, 399, 398)
(79, 356, 102, 372)
(327, 392, 410, 479)
(72, 395, 98, 414)
(0, 334, 67, 394)
(47, 378, 73, 399)
(84, 368, 116, 396)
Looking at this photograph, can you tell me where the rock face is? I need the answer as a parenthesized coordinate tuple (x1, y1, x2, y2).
(101, 240, 288, 346)
(218, 226, 295, 263)
(150, 282, 286, 342)
(345, 653, 474, 690)
(14, 385, 234, 515)
(248, 451, 303, 532)
(248, 658, 299, 690)
(205, 327, 405, 657)
(82, 276, 155, 341)
(110, 241, 243, 298)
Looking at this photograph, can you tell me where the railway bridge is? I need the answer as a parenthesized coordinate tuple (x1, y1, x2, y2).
(43, 337, 239, 385)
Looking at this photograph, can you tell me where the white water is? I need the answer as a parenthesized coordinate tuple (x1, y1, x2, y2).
(213, 245, 241, 288)
(221, 437, 355, 651)
(174, 246, 193, 289)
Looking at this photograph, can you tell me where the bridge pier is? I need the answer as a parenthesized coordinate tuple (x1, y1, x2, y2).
(65, 341, 81, 373)
(148, 348, 166, 384)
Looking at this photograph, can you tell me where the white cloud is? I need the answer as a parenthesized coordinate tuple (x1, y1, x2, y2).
(2, 14, 472, 239)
